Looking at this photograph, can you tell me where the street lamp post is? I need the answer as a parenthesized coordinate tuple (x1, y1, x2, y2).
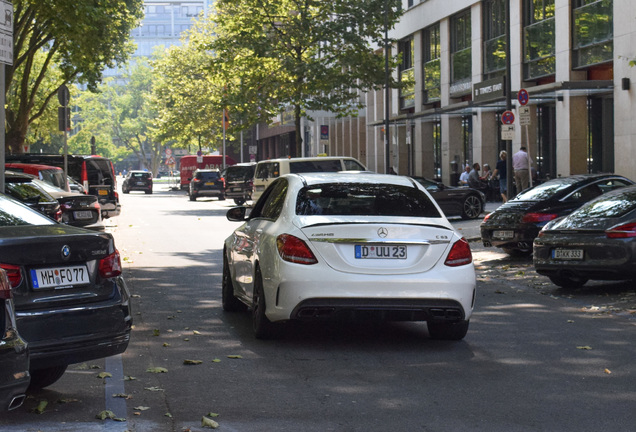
(384, 5, 391, 174)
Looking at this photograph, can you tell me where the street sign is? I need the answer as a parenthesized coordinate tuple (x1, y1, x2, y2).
(518, 88, 529, 106)
(501, 110, 515, 125)
(518, 106, 531, 126)
(501, 124, 515, 140)
(165, 156, 176, 165)
(0, 0, 12, 65)
(165, 148, 172, 156)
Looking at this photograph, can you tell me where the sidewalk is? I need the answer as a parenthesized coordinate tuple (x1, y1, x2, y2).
(450, 201, 502, 242)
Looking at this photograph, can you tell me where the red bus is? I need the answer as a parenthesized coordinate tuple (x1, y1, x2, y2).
(179, 155, 237, 190)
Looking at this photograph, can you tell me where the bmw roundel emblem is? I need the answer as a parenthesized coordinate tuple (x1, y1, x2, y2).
(61, 245, 71, 260)
(377, 227, 388, 238)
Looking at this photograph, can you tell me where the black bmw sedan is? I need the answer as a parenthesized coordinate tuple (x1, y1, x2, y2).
(0, 194, 132, 389)
(480, 174, 634, 256)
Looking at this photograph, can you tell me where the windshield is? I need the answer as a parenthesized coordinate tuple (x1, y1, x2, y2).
(226, 166, 254, 181)
(296, 183, 441, 217)
(513, 179, 577, 201)
(0, 196, 55, 226)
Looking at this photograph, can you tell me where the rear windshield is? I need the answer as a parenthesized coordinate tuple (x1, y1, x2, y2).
(196, 171, 220, 181)
(131, 172, 151, 179)
(0, 197, 54, 226)
(296, 183, 441, 217)
(569, 187, 636, 219)
(514, 179, 578, 201)
(290, 160, 343, 173)
(225, 166, 255, 181)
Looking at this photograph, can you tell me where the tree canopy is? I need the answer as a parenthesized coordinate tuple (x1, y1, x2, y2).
(207, 0, 403, 155)
(6, 0, 144, 153)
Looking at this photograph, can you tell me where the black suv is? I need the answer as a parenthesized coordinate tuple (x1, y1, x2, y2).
(222, 163, 255, 205)
(189, 169, 225, 201)
(122, 170, 153, 194)
(6, 154, 121, 218)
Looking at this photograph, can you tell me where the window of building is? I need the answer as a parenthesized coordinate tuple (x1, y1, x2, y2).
(572, 0, 613, 68)
(450, 9, 471, 87)
(483, 0, 507, 79)
(422, 23, 441, 104)
(399, 37, 415, 110)
(523, 0, 556, 80)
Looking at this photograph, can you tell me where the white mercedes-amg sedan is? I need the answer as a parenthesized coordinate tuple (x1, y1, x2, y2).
(222, 172, 476, 340)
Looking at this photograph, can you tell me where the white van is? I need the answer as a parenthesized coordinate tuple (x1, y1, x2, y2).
(252, 156, 366, 202)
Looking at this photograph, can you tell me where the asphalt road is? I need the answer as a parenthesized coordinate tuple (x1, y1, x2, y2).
(2, 184, 635, 431)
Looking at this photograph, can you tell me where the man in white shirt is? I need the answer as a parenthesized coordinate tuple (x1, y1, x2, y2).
(458, 164, 471, 186)
(512, 146, 533, 193)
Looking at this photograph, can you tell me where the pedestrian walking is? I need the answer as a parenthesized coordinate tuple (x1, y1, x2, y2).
(491, 150, 508, 203)
(512, 146, 533, 193)
(459, 164, 470, 186)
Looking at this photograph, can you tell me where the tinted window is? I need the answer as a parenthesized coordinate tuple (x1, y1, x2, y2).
(226, 166, 255, 181)
(0, 197, 55, 226)
(289, 160, 343, 173)
(514, 178, 579, 201)
(196, 171, 220, 181)
(131, 172, 151, 179)
(259, 179, 288, 219)
(255, 162, 279, 179)
(40, 169, 67, 189)
(5, 182, 55, 203)
(343, 159, 366, 170)
(296, 183, 441, 217)
(86, 159, 115, 186)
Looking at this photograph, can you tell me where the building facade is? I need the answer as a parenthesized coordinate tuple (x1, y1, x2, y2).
(263, 0, 636, 186)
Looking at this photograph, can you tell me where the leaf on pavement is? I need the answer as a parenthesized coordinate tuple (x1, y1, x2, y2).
(227, 355, 243, 359)
(163, 342, 170, 347)
(184, 359, 203, 365)
(153, 329, 160, 336)
(97, 372, 112, 379)
(146, 367, 168, 373)
(134, 406, 151, 411)
(201, 416, 220, 428)
(576, 346, 593, 350)
(112, 393, 132, 399)
(96, 410, 116, 420)
(165, 412, 173, 418)
(57, 398, 79, 404)
(124, 375, 137, 381)
(207, 412, 220, 417)
(32, 400, 48, 414)
(212, 358, 221, 363)
(193, 330, 201, 335)
(144, 386, 164, 391)
(604, 368, 612, 374)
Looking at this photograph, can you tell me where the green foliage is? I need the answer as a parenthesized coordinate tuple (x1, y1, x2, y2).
(6, 0, 144, 153)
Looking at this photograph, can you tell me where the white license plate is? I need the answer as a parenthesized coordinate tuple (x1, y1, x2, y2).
(136, 181, 145, 185)
(355, 244, 407, 259)
(552, 249, 584, 260)
(73, 210, 93, 220)
(30, 265, 90, 289)
(493, 230, 514, 239)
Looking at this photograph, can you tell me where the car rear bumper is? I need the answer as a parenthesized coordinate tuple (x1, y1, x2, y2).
(0, 333, 30, 411)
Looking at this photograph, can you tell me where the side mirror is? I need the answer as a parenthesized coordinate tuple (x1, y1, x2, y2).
(226, 206, 248, 222)
(436, 182, 445, 191)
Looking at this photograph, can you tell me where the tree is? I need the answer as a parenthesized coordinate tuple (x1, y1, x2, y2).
(150, 24, 229, 153)
(6, 0, 144, 153)
(72, 61, 163, 175)
(208, 0, 403, 155)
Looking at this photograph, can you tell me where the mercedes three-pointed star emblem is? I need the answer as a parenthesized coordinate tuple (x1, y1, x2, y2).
(377, 227, 388, 238)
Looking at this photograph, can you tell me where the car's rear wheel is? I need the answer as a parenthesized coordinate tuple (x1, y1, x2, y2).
(461, 195, 483, 220)
(427, 320, 470, 340)
(252, 267, 278, 339)
(222, 253, 246, 312)
(29, 365, 68, 389)
(549, 275, 589, 289)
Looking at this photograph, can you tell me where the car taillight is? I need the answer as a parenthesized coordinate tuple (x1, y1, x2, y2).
(0, 264, 22, 288)
(444, 238, 473, 267)
(81, 161, 88, 186)
(521, 213, 558, 224)
(55, 209, 63, 222)
(99, 250, 122, 278)
(276, 234, 318, 265)
(483, 213, 492, 222)
(605, 222, 636, 238)
(0, 269, 13, 300)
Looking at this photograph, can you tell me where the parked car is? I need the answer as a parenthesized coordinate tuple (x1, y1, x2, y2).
(122, 170, 153, 194)
(412, 177, 486, 220)
(30, 178, 104, 231)
(222, 162, 256, 205)
(0, 268, 30, 411)
(534, 185, 636, 288)
(5, 162, 69, 192)
(4, 172, 62, 222)
(223, 172, 476, 340)
(480, 174, 634, 256)
(189, 169, 225, 201)
(0, 194, 132, 389)
(252, 156, 367, 202)
(6, 154, 121, 218)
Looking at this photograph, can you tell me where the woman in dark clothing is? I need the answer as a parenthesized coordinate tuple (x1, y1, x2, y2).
(491, 150, 508, 203)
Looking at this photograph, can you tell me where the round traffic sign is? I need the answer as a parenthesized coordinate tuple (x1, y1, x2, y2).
(518, 88, 529, 106)
(501, 110, 515, 125)
(165, 148, 172, 156)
